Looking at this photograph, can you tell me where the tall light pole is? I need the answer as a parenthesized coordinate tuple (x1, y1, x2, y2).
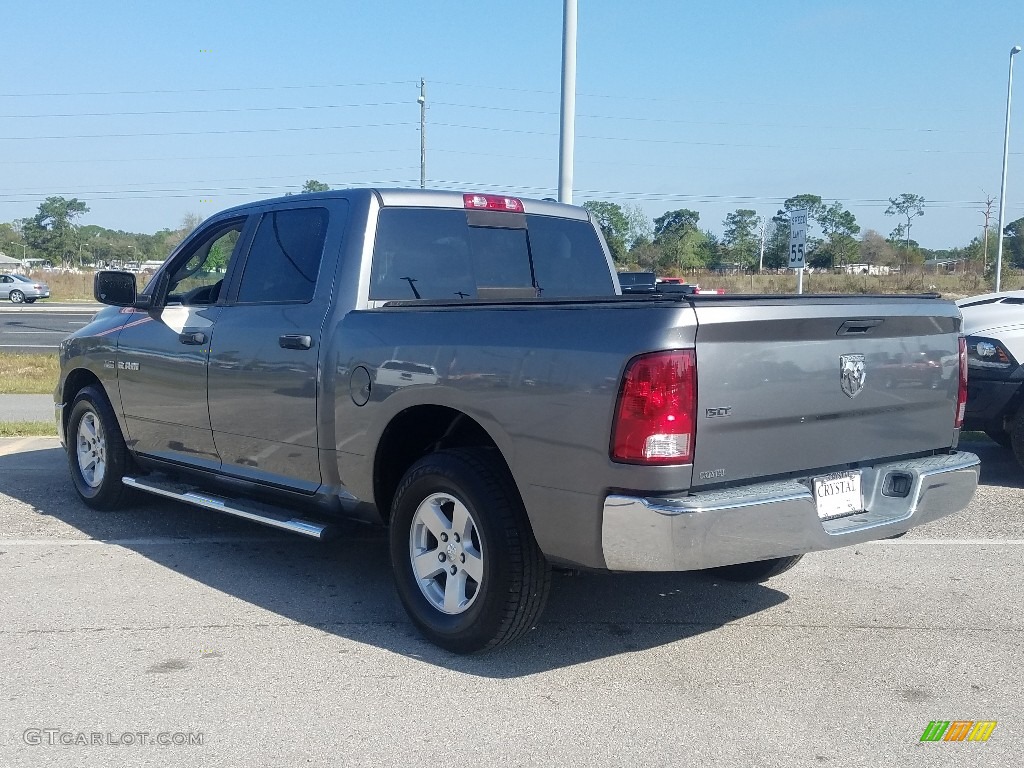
(557, 0, 577, 203)
(418, 78, 426, 189)
(995, 45, 1021, 292)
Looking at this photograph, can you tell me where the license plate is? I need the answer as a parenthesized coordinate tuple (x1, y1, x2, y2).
(813, 471, 863, 520)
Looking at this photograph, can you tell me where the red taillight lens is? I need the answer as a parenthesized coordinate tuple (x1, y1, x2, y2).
(463, 193, 525, 213)
(955, 336, 968, 429)
(611, 350, 696, 464)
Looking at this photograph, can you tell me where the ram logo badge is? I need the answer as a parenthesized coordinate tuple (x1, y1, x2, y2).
(840, 354, 866, 398)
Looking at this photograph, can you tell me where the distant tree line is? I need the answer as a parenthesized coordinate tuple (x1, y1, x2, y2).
(2, 182, 1022, 276)
(0, 179, 332, 269)
(585, 192, 1024, 275)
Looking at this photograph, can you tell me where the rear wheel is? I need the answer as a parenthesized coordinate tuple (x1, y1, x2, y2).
(67, 386, 135, 510)
(9, 289, 25, 303)
(389, 448, 550, 653)
(707, 555, 804, 583)
(1011, 409, 1024, 470)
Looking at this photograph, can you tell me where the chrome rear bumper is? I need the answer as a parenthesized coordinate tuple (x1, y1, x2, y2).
(601, 451, 980, 571)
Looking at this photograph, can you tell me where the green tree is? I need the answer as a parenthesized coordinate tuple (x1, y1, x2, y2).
(763, 221, 790, 269)
(652, 209, 705, 271)
(302, 179, 330, 193)
(21, 197, 89, 267)
(1003, 215, 1024, 268)
(583, 201, 630, 261)
(722, 209, 760, 269)
(885, 193, 925, 251)
(653, 209, 700, 242)
(697, 230, 721, 268)
(817, 202, 860, 267)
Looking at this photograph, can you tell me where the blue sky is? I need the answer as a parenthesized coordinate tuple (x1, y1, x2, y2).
(1, 0, 1021, 249)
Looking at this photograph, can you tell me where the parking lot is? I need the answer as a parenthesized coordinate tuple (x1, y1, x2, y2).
(1, 435, 1021, 767)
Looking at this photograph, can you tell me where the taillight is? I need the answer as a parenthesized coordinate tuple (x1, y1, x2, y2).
(955, 336, 967, 429)
(463, 193, 524, 213)
(611, 350, 696, 464)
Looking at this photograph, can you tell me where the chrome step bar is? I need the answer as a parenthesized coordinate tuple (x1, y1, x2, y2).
(122, 476, 331, 539)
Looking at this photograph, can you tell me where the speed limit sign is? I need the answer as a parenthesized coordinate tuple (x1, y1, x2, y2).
(789, 209, 807, 269)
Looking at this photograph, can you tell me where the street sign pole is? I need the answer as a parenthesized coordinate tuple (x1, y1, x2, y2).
(788, 209, 808, 295)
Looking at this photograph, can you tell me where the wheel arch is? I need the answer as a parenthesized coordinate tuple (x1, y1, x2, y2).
(60, 368, 122, 441)
(372, 405, 519, 524)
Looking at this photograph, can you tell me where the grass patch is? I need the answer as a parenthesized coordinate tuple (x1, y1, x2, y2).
(0, 352, 59, 394)
(0, 420, 57, 437)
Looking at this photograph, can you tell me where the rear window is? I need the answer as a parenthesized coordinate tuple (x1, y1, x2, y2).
(369, 208, 613, 301)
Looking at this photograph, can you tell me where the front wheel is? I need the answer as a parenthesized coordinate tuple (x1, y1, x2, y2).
(706, 555, 804, 583)
(389, 449, 550, 653)
(9, 289, 25, 303)
(67, 386, 136, 510)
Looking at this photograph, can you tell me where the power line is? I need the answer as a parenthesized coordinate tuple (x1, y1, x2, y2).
(431, 122, 1007, 156)
(0, 102, 409, 119)
(0, 80, 414, 98)
(0, 122, 417, 141)
(0, 167, 420, 196)
(432, 101, 984, 136)
(0, 148, 411, 166)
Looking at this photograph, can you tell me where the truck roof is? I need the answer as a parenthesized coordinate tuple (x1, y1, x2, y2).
(211, 187, 591, 221)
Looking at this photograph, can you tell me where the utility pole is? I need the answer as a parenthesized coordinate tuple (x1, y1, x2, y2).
(418, 78, 426, 189)
(557, 0, 577, 203)
(981, 194, 996, 273)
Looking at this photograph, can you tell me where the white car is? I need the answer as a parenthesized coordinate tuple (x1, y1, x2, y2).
(956, 291, 1024, 460)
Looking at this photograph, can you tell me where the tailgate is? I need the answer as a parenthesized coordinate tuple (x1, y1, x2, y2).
(690, 297, 961, 488)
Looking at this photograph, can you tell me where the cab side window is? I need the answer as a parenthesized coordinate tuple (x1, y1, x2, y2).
(167, 219, 246, 305)
(236, 208, 329, 304)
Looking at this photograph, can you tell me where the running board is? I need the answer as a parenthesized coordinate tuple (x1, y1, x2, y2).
(122, 476, 332, 539)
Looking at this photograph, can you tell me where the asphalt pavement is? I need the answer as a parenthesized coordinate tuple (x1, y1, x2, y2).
(0, 302, 102, 353)
(0, 437, 1021, 767)
(0, 395, 54, 422)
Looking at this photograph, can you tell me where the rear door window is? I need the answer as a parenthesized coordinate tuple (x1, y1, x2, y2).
(236, 208, 329, 304)
(369, 207, 613, 301)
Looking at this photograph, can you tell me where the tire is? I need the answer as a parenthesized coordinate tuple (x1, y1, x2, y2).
(24, 297, 37, 304)
(67, 385, 136, 510)
(1011, 409, 1024, 471)
(984, 426, 1012, 449)
(707, 555, 804, 583)
(389, 448, 551, 653)
(9, 289, 25, 303)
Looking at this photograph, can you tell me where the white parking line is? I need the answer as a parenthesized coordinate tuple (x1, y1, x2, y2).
(0, 344, 58, 348)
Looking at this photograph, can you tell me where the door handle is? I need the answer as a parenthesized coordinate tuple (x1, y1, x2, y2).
(279, 334, 313, 350)
(179, 331, 206, 345)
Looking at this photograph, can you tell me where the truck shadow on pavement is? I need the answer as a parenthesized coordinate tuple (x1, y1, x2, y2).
(7, 443, 797, 677)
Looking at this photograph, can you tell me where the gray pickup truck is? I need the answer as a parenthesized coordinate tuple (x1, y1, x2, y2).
(57, 188, 980, 653)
